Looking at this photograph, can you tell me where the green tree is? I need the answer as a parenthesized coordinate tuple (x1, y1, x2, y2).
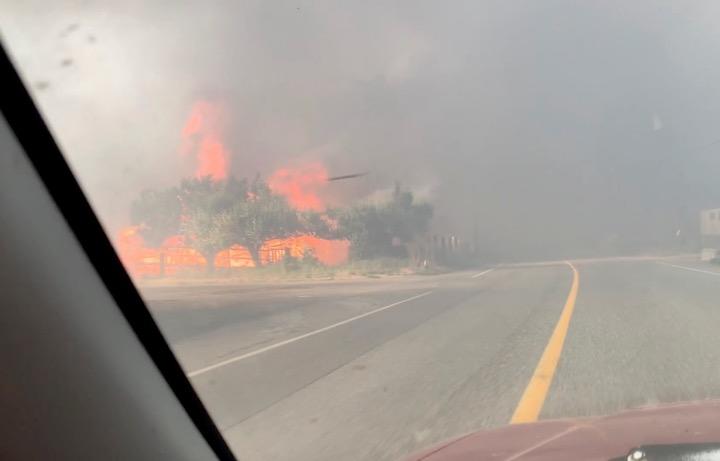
(130, 176, 431, 272)
(225, 177, 300, 267)
(298, 210, 336, 239)
(178, 177, 246, 272)
(336, 183, 433, 261)
(337, 204, 389, 259)
(386, 183, 433, 264)
(130, 187, 182, 275)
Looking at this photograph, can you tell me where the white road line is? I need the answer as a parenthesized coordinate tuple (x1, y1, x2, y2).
(187, 290, 434, 378)
(471, 268, 495, 279)
(660, 262, 720, 277)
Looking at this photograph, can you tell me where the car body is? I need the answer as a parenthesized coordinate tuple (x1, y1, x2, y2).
(405, 401, 720, 460)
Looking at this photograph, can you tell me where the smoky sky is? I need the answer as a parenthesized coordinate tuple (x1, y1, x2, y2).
(3, 0, 720, 260)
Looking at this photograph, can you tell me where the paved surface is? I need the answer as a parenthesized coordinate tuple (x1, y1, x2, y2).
(142, 258, 720, 461)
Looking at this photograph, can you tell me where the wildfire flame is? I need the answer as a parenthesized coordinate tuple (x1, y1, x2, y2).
(181, 101, 229, 180)
(268, 162, 329, 211)
(116, 228, 349, 278)
(116, 103, 352, 278)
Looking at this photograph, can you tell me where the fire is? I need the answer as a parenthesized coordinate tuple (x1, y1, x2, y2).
(115, 226, 144, 274)
(268, 162, 328, 211)
(263, 236, 349, 265)
(115, 101, 353, 278)
(115, 226, 205, 277)
(216, 236, 349, 267)
(116, 228, 349, 278)
(265, 164, 351, 267)
(181, 101, 229, 180)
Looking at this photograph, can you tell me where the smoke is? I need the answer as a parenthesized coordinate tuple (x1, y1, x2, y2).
(3, 0, 720, 260)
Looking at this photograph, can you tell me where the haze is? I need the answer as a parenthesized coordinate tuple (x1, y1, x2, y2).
(3, 0, 720, 261)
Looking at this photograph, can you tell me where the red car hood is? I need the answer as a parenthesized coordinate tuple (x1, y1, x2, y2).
(404, 400, 720, 461)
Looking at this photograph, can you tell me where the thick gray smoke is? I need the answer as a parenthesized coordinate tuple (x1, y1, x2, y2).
(3, 0, 720, 260)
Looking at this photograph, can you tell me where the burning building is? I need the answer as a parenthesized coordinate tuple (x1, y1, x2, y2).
(117, 229, 349, 277)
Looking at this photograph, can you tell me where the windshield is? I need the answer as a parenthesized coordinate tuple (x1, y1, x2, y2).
(2, 2, 720, 460)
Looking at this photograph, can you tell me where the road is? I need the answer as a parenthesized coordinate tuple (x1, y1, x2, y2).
(142, 258, 720, 461)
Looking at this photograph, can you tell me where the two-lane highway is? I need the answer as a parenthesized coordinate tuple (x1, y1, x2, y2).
(142, 259, 720, 461)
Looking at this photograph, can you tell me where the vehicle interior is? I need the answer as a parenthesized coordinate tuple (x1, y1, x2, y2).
(0, 44, 234, 461)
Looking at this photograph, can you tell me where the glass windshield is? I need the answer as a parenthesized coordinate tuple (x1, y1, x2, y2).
(3, 2, 720, 460)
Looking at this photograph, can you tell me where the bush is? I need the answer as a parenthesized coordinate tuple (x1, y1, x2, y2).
(335, 184, 432, 260)
(301, 248, 321, 267)
(282, 251, 301, 271)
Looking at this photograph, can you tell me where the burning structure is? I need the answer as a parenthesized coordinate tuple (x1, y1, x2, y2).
(117, 229, 349, 277)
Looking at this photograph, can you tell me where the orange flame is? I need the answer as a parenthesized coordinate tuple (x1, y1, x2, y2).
(115, 102, 354, 277)
(115, 226, 205, 277)
(268, 162, 328, 211)
(181, 101, 228, 180)
(116, 227, 349, 278)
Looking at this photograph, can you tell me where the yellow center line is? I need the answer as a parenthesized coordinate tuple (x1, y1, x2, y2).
(510, 261, 579, 424)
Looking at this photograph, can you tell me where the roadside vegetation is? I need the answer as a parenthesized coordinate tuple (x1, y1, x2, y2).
(142, 258, 416, 285)
(130, 176, 433, 277)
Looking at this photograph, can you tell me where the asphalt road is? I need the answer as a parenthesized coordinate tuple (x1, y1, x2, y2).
(142, 258, 720, 461)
